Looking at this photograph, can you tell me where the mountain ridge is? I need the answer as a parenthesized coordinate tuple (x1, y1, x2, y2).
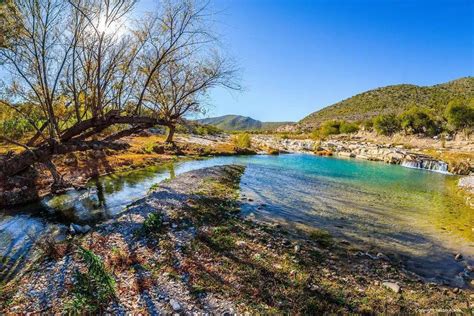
(195, 114, 293, 131)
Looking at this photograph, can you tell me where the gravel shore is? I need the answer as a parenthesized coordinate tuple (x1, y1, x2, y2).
(1, 165, 472, 314)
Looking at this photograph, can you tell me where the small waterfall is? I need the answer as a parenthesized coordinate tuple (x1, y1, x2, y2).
(401, 159, 450, 174)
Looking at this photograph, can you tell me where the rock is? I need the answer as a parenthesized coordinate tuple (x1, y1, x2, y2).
(337, 151, 355, 158)
(382, 282, 400, 293)
(51, 226, 68, 242)
(294, 244, 300, 253)
(455, 253, 463, 261)
(169, 299, 181, 312)
(69, 223, 91, 234)
(236, 240, 246, 248)
(466, 265, 474, 272)
(376, 252, 389, 261)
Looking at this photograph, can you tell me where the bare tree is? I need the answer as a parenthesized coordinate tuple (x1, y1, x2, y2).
(0, 0, 239, 186)
(146, 53, 238, 142)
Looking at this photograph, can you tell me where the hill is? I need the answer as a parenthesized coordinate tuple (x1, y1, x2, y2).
(196, 115, 293, 131)
(299, 77, 474, 129)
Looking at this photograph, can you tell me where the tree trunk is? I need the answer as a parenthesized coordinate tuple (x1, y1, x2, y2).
(43, 160, 68, 193)
(165, 124, 176, 143)
(0, 140, 129, 178)
(0, 113, 167, 178)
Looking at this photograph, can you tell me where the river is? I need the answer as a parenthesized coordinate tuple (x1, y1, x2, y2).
(1, 154, 472, 287)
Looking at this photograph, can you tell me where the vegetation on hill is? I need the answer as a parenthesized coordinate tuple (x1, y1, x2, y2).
(196, 115, 292, 131)
(300, 77, 474, 129)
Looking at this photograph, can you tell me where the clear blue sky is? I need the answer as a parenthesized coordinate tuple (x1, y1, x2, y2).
(179, 0, 472, 122)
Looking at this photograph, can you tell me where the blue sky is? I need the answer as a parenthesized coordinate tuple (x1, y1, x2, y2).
(170, 0, 472, 122)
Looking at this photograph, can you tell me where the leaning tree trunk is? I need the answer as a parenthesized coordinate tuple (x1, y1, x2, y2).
(0, 112, 167, 178)
(165, 124, 176, 143)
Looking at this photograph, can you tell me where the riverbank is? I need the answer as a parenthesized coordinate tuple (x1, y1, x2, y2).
(251, 134, 472, 174)
(251, 133, 474, 207)
(1, 165, 472, 313)
(0, 134, 245, 207)
(1, 131, 472, 207)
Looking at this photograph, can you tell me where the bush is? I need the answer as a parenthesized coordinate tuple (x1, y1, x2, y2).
(373, 114, 401, 136)
(232, 133, 251, 149)
(320, 120, 341, 136)
(399, 106, 439, 136)
(68, 247, 115, 313)
(0, 117, 34, 139)
(339, 121, 359, 134)
(312, 120, 358, 139)
(141, 213, 164, 237)
(445, 99, 474, 132)
(194, 124, 222, 136)
(362, 119, 374, 131)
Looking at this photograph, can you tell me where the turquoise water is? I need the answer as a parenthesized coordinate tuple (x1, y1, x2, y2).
(1, 154, 473, 286)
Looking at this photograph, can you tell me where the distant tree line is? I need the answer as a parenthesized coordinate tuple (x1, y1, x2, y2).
(312, 99, 474, 139)
(0, 0, 239, 184)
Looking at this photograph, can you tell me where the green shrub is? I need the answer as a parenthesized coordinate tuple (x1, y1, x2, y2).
(362, 119, 374, 131)
(232, 133, 251, 149)
(373, 114, 401, 136)
(141, 213, 164, 236)
(339, 121, 359, 134)
(399, 106, 439, 136)
(194, 124, 222, 136)
(308, 229, 333, 248)
(68, 247, 115, 313)
(320, 120, 341, 136)
(0, 117, 35, 139)
(444, 99, 474, 132)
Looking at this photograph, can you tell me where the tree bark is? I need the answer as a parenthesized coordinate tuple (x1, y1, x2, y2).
(0, 140, 129, 178)
(165, 124, 176, 143)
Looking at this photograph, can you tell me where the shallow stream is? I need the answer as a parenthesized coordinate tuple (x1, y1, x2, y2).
(1, 154, 472, 286)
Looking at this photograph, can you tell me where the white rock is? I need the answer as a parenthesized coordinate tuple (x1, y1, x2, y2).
(383, 281, 400, 293)
(169, 299, 181, 312)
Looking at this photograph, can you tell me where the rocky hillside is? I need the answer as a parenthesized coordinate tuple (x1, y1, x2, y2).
(299, 77, 474, 129)
(196, 115, 292, 131)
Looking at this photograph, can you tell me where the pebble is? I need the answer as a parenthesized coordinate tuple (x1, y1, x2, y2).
(170, 299, 181, 312)
(454, 253, 463, 261)
(294, 244, 300, 253)
(382, 282, 401, 293)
